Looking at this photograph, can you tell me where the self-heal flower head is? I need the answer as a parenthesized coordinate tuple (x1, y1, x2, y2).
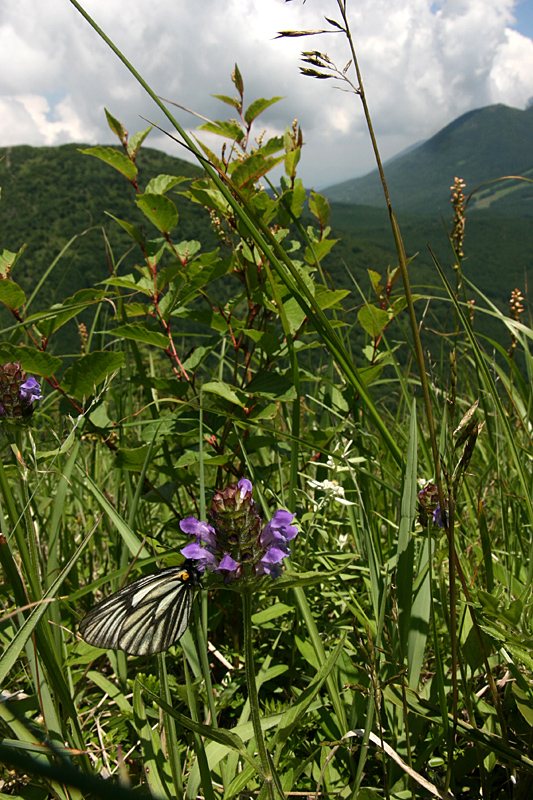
(180, 477, 297, 583)
(0, 363, 42, 424)
(417, 481, 448, 529)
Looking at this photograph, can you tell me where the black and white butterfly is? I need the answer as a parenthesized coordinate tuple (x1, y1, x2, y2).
(79, 559, 201, 656)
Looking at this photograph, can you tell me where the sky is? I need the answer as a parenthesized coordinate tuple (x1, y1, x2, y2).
(0, 0, 532, 189)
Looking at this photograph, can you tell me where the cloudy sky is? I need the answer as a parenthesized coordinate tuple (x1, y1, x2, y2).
(1, 0, 532, 188)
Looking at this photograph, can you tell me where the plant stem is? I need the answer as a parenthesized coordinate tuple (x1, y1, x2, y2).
(242, 590, 277, 800)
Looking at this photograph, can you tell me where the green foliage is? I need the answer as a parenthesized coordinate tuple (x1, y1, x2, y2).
(1, 24, 533, 800)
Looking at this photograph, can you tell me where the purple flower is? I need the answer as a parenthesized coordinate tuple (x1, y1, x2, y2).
(432, 505, 447, 528)
(0, 362, 42, 424)
(417, 482, 448, 529)
(180, 479, 297, 583)
(19, 376, 42, 405)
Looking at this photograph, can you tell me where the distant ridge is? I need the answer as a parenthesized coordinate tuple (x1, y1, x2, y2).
(323, 104, 533, 216)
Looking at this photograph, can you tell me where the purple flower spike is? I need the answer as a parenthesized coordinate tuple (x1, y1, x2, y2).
(0, 363, 42, 424)
(180, 478, 298, 584)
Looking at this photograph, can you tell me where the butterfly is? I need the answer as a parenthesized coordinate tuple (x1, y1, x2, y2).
(79, 559, 201, 656)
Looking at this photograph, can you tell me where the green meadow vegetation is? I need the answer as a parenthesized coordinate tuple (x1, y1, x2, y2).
(1, 2, 533, 799)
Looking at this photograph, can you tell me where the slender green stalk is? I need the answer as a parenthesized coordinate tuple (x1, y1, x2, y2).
(242, 591, 278, 800)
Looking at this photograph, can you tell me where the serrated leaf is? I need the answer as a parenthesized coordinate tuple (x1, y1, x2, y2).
(0, 279, 26, 309)
(358, 305, 391, 338)
(135, 192, 179, 233)
(62, 351, 125, 400)
(0, 344, 62, 377)
(79, 146, 137, 181)
(244, 96, 283, 124)
(113, 322, 169, 349)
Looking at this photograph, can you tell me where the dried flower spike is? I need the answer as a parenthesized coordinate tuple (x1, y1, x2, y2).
(450, 177, 466, 260)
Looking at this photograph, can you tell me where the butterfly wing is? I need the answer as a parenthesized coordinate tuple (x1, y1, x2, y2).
(79, 563, 199, 656)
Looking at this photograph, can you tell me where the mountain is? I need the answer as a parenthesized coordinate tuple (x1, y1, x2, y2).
(323, 104, 533, 216)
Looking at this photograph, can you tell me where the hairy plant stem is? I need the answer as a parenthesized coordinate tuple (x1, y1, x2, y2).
(242, 590, 277, 800)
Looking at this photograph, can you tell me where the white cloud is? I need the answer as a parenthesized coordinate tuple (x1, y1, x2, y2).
(0, 0, 531, 187)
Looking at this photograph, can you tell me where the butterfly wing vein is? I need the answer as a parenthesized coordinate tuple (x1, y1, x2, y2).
(79, 567, 196, 655)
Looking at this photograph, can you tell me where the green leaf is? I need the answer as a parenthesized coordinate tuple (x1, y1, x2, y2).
(33, 288, 107, 338)
(202, 381, 246, 407)
(245, 372, 296, 401)
(115, 445, 160, 471)
(284, 147, 301, 178)
(278, 180, 307, 225)
(0, 523, 97, 683)
(231, 153, 285, 191)
(272, 634, 346, 749)
(105, 212, 144, 244)
(0, 344, 61, 377)
(127, 124, 153, 157)
(79, 146, 137, 181)
(145, 174, 188, 195)
(173, 307, 228, 332)
(112, 322, 169, 349)
(309, 191, 331, 227)
(142, 681, 260, 774)
(135, 192, 179, 233)
(244, 96, 283, 124)
(198, 120, 244, 142)
(368, 269, 384, 296)
(304, 237, 338, 263)
(212, 94, 241, 110)
(232, 63, 244, 95)
(315, 287, 349, 310)
(0, 279, 26, 309)
(0, 245, 26, 278)
(133, 680, 170, 799)
(252, 603, 293, 625)
(188, 178, 232, 216)
(104, 108, 126, 139)
(357, 305, 391, 338)
(62, 351, 125, 400)
(78, 467, 150, 558)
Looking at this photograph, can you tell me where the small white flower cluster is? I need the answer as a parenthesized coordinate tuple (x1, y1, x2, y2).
(306, 477, 356, 507)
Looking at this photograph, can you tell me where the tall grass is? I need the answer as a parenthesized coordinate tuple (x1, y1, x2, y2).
(1, 2, 532, 799)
